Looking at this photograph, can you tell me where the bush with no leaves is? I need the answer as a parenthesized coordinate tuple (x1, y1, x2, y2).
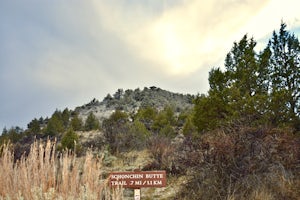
(177, 126, 300, 200)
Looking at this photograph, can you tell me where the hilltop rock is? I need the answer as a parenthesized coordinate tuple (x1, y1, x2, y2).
(75, 86, 194, 123)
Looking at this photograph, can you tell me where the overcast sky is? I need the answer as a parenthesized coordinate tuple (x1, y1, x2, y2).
(1, 0, 300, 130)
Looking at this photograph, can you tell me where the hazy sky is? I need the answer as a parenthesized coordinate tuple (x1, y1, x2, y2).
(1, 0, 300, 130)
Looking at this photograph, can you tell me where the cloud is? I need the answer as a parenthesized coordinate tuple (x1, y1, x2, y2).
(92, 0, 269, 75)
(236, 0, 300, 42)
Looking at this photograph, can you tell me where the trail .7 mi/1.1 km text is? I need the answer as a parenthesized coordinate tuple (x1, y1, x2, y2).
(109, 171, 166, 188)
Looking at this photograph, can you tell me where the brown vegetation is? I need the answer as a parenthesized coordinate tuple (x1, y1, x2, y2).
(177, 126, 300, 200)
(0, 139, 122, 200)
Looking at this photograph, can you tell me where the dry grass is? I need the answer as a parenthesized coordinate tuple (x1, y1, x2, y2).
(0, 139, 123, 200)
(177, 127, 300, 200)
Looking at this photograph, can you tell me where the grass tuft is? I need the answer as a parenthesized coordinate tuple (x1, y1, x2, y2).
(0, 139, 122, 200)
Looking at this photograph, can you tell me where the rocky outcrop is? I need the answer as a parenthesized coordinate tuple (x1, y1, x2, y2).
(75, 86, 194, 123)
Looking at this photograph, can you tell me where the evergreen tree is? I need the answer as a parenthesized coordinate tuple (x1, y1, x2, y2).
(61, 128, 79, 150)
(193, 23, 300, 131)
(268, 22, 300, 127)
(71, 113, 83, 131)
(102, 110, 129, 152)
(84, 112, 100, 131)
(182, 115, 197, 137)
(136, 106, 157, 123)
(224, 35, 259, 96)
(1, 127, 8, 135)
(129, 120, 151, 140)
(193, 93, 230, 131)
(127, 120, 151, 149)
(2, 127, 24, 143)
(151, 106, 176, 136)
(61, 108, 71, 128)
(27, 118, 41, 134)
(44, 110, 64, 136)
(113, 88, 124, 100)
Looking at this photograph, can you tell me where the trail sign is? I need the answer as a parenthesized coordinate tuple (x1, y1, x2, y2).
(109, 170, 166, 188)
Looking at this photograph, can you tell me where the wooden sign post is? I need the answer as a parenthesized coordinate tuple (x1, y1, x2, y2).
(109, 170, 166, 199)
(134, 189, 141, 200)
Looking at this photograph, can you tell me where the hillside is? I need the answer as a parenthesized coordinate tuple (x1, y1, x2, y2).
(75, 86, 194, 123)
(0, 86, 197, 199)
(0, 86, 299, 200)
(1, 23, 300, 199)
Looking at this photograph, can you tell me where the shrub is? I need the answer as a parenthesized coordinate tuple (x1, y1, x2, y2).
(177, 126, 300, 199)
(144, 136, 177, 174)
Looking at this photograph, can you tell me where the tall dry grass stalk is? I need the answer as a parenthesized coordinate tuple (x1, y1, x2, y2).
(0, 139, 123, 200)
